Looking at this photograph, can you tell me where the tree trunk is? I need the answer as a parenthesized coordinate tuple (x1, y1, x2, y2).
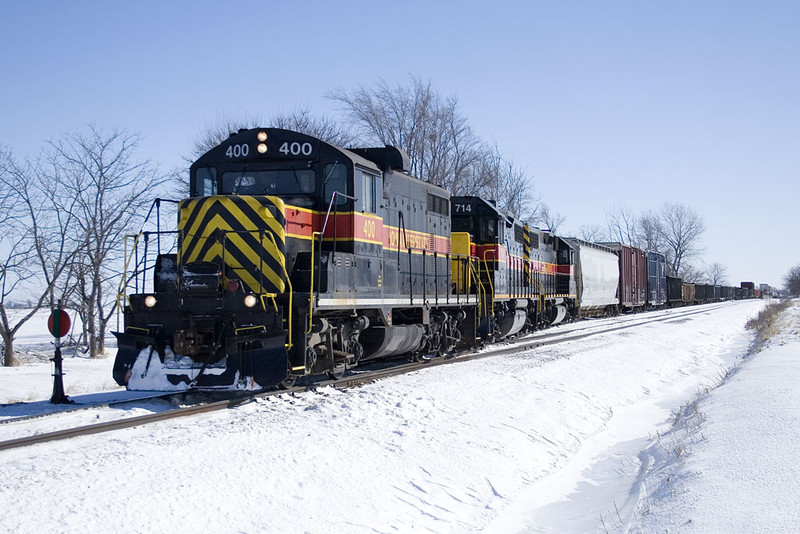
(87, 310, 98, 359)
(2, 334, 15, 367)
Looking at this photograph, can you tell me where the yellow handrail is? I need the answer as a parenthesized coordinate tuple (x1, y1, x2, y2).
(307, 231, 320, 334)
(262, 231, 292, 350)
(469, 258, 488, 318)
(481, 248, 496, 317)
(116, 233, 142, 308)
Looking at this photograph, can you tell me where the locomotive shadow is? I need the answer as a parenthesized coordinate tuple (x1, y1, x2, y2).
(0, 390, 164, 420)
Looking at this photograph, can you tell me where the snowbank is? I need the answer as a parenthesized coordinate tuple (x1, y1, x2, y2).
(623, 301, 800, 532)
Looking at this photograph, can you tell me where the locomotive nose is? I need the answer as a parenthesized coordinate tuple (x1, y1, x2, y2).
(178, 195, 288, 295)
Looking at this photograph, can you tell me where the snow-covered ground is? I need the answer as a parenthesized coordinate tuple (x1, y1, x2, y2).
(622, 300, 800, 533)
(1, 299, 797, 533)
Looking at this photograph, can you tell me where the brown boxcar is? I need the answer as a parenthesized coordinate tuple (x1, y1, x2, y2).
(601, 242, 647, 311)
(682, 282, 695, 304)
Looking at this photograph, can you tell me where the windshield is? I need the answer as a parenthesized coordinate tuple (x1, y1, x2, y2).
(452, 216, 497, 243)
(221, 168, 315, 195)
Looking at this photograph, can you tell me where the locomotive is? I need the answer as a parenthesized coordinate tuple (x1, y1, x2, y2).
(112, 128, 750, 391)
(114, 129, 565, 390)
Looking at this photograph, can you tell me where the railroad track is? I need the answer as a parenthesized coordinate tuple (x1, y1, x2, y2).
(0, 391, 181, 425)
(0, 301, 733, 453)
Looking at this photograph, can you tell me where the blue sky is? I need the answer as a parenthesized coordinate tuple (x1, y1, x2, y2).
(1, 1, 797, 287)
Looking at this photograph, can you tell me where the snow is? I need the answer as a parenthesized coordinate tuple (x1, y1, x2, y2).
(623, 301, 800, 533)
(128, 346, 191, 392)
(1, 299, 798, 533)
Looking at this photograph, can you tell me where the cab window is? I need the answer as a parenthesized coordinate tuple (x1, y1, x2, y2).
(360, 170, 378, 213)
(222, 168, 315, 195)
(193, 167, 217, 197)
(323, 163, 348, 207)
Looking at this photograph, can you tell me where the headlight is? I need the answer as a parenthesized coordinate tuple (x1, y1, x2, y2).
(257, 143, 268, 154)
(257, 131, 268, 142)
(144, 295, 157, 308)
(243, 294, 258, 308)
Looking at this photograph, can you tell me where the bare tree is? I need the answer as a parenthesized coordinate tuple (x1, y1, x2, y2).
(705, 262, 728, 285)
(270, 107, 355, 148)
(328, 76, 435, 178)
(470, 144, 537, 217)
(578, 224, 606, 242)
(0, 150, 30, 365)
(329, 75, 536, 215)
(637, 210, 666, 255)
(784, 265, 800, 296)
(534, 203, 566, 234)
(606, 204, 639, 246)
(679, 262, 703, 283)
(0, 150, 79, 365)
(46, 126, 167, 358)
(658, 202, 705, 275)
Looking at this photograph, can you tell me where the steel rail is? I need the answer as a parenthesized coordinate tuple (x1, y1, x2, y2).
(0, 392, 183, 426)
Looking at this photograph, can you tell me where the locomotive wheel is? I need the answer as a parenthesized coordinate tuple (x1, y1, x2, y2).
(278, 374, 297, 390)
(327, 359, 346, 380)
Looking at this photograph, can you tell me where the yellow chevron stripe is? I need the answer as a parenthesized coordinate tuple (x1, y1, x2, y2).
(179, 197, 287, 294)
(243, 195, 286, 244)
(184, 214, 285, 292)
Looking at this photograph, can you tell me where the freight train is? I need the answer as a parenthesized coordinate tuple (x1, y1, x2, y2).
(112, 128, 751, 391)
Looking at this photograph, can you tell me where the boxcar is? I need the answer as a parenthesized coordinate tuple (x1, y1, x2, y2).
(601, 242, 647, 311)
(646, 252, 667, 307)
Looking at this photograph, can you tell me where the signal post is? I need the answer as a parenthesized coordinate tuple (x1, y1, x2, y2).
(48, 304, 73, 404)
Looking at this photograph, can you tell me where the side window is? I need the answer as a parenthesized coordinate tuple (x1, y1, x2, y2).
(481, 218, 496, 242)
(361, 170, 378, 213)
(323, 163, 348, 207)
(194, 167, 217, 197)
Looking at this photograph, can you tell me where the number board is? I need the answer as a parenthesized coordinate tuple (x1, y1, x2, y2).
(223, 132, 320, 160)
(452, 200, 476, 214)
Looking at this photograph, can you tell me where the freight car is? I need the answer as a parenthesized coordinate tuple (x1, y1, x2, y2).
(693, 283, 707, 303)
(682, 282, 696, 305)
(667, 275, 683, 306)
(646, 252, 667, 308)
(600, 242, 648, 312)
(557, 239, 619, 317)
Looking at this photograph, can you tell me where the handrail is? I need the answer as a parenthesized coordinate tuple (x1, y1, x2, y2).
(117, 233, 141, 308)
(538, 279, 546, 315)
(262, 231, 293, 350)
(482, 248, 496, 317)
(319, 191, 358, 241)
(307, 231, 320, 334)
(469, 258, 487, 317)
(318, 191, 357, 304)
